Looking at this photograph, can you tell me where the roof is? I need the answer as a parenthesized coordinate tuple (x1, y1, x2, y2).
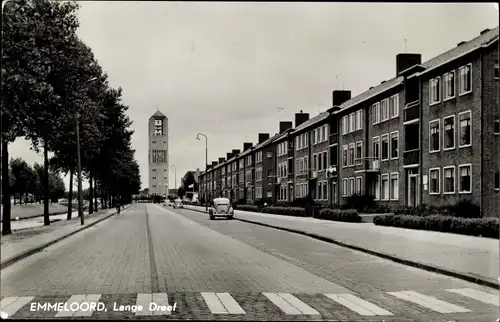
(150, 110, 167, 119)
(293, 112, 330, 133)
(239, 147, 254, 158)
(253, 133, 280, 151)
(272, 128, 294, 143)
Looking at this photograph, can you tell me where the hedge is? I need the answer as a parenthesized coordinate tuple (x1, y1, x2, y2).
(235, 205, 260, 212)
(262, 206, 307, 217)
(316, 209, 362, 222)
(373, 214, 499, 238)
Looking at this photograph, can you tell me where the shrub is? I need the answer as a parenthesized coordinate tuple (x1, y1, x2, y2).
(235, 204, 260, 212)
(262, 206, 307, 217)
(316, 208, 362, 222)
(290, 196, 315, 208)
(342, 194, 376, 212)
(449, 199, 481, 218)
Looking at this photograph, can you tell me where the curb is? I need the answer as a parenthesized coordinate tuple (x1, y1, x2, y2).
(183, 206, 499, 290)
(0, 205, 132, 271)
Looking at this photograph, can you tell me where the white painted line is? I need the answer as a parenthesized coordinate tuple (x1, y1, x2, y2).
(0, 296, 35, 317)
(446, 288, 500, 306)
(201, 292, 228, 314)
(262, 293, 302, 315)
(135, 293, 153, 316)
(325, 293, 376, 316)
(216, 293, 246, 314)
(55, 294, 86, 317)
(74, 294, 102, 317)
(278, 293, 320, 315)
(337, 293, 393, 316)
(388, 291, 471, 314)
(152, 293, 171, 316)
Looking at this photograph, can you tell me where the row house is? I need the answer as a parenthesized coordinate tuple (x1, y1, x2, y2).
(238, 142, 253, 201)
(274, 122, 294, 204)
(252, 133, 276, 203)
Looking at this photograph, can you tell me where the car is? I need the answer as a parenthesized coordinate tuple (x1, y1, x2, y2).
(209, 197, 234, 220)
(172, 198, 183, 209)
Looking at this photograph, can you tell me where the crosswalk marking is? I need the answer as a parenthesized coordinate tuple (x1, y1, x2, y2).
(55, 294, 86, 317)
(215, 292, 246, 314)
(135, 293, 171, 316)
(152, 293, 171, 316)
(201, 293, 228, 314)
(0, 296, 35, 318)
(201, 292, 245, 314)
(263, 293, 319, 315)
(388, 291, 472, 314)
(446, 288, 500, 306)
(74, 294, 102, 317)
(278, 293, 320, 315)
(325, 293, 393, 316)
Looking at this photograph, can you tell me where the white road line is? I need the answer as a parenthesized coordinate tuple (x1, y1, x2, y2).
(327, 293, 393, 316)
(0, 296, 35, 317)
(262, 293, 303, 315)
(216, 293, 246, 314)
(446, 288, 500, 306)
(278, 293, 320, 315)
(201, 292, 228, 314)
(388, 291, 472, 314)
(135, 293, 153, 316)
(152, 293, 171, 316)
(55, 294, 86, 318)
(73, 294, 102, 317)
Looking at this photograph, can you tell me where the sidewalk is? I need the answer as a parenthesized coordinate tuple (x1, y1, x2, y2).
(183, 205, 499, 289)
(0, 205, 130, 270)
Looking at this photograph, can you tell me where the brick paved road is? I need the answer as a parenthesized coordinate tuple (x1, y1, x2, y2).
(1, 204, 498, 321)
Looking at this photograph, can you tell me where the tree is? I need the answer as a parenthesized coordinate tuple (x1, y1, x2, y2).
(48, 172, 65, 202)
(177, 187, 186, 199)
(10, 158, 35, 204)
(182, 172, 199, 192)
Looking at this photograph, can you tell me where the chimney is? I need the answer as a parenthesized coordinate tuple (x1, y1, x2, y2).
(218, 157, 225, 164)
(396, 53, 422, 76)
(294, 111, 310, 127)
(279, 121, 293, 134)
(332, 90, 352, 106)
(226, 152, 233, 160)
(232, 149, 240, 155)
(243, 142, 253, 151)
(258, 133, 270, 144)
(457, 41, 466, 46)
(480, 28, 490, 35)
(211, 161, 217, 167)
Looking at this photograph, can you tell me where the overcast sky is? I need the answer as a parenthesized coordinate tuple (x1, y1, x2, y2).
(8, 2, 499, 191)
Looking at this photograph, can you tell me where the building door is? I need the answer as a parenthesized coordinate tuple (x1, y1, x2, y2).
(331, 181, 337, 205)
(408, 174, 419, 207)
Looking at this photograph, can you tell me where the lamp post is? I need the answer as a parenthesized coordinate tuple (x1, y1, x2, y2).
(171, 165, 176, 195)
(196, 133, 207, 210)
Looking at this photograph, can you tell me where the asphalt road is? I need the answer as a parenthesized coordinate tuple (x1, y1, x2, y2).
(1, 204, 498, 321)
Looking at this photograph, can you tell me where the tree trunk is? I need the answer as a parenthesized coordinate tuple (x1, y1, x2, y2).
(89, 174, 94, 214)
(2, 140, 12, 235)
(101, 187, 105, 209)
(94, 179, 98, 212)
(43, 141, 50, 226)
(67, 169, 73, 220)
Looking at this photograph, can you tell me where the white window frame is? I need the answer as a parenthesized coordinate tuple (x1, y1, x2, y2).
(324, 124, 329, 140)
(458, 110, 472, 148)
(429, 77, 441, 105)
(390, 94, 399, 118)
(355, 176, 362, 195)
(355, 141, 363, 165)
(372, 136, 380, 159)
(494, 119, 500, 135)
(348, 143, 355, 167)
(381, 173, 389, 201)
(429, 167, 441, 195)
(444, 71, 455, 100)
(305, 132, 309, 147)
(349, 178, 355, 197)
(390, 172, 399, 201)
(342, 146, 348, 168)
(442, 114, 456, 151)
(443, 165, 456, 195)
(390, 131, 399, 160)
(304, 156, 308, 174)
(323, 181, 328, 200)
(429, 119, 440, 153)
(458, 63, 472, 95)
(342, 116, 348, 135)
(349, 113, 355, 133)
(342, 178, 348, 197)
(458, 163, 472, 194)
(372, 102, 380, 124)
(296, 136, 300, 151)
(356, 110, 362, 131)
(381, 134, 389, 161)
(381, 99, 389, 122)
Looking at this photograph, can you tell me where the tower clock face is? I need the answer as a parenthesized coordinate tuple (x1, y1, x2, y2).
(155, 120, 162, 126)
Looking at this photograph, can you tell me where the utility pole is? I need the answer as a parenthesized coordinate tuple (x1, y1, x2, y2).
(76, 111, 84, 225)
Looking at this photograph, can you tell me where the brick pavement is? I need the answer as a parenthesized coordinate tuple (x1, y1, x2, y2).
(182, 205, 499, 287)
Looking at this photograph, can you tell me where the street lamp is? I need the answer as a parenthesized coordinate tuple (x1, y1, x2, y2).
(196, 133, 208, 210)
(171, 165, 176, 193)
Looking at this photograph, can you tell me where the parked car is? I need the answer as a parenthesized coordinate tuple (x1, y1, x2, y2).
(173, 198, 183, 209)
(209, 197, 234, 220)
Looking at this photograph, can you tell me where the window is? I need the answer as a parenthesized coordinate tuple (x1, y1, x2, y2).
(390, 173, 399, 200)
(314, 128, 319, 144)
(267, 151, 272, 159)
(444, 71, 455, 99)
(429, 168, 440, 194)
(372, 103, 380, 124)
(152, 169, 156, 172)
(349, 113, 355, 133)
(390, 94, 399, 118)
(442, 115, 455, 150)
(374, 175, 380, 200)
(304, 156, 308, 174)
(381, 99, 389, 122)
(324, 124, 329, 139)
(323, 151, 327, 170)
(495, 63, 499, 79)
(342, 116, 348, 135)
(390, 131, 399, 159)
(356, 177, 362, 195)
(323, 181, 328, 200)
(381, 174, 389, 200)
(495, 172, 499, 190)
(348, 143, 355, 166)
(256, 168, 262, 181)
(318, 151, 323, 170)
(372, 136, 380, 159)
(342, 146, 348, 168)
(458, 110, 471, 147)
(256, 151, 262, 163)
(305, 132, 309, 147)
(317, 181, 322, 200)
(355, 110, 362, 131)
(342, 179, 348, 197)
(381, 134, 389, 161)
(494, 119, 499, 135)
(313, 153, 318, 171)
(329, 145, 337, 166)
(349, 178, 355, 197)
(355, 141, 363, 165)
(429, 119, 440, 152)
(458, 164, 472, 193)
(443, 166, 455, 194)
(458, 64, 472, 94)
(296, 137, 300, 151)
(429, 77, 440, 104)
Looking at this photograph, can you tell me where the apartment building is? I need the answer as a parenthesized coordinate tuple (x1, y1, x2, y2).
(238, 142, 254, 203)
(252, 133, 276, 203)
(292, 112, 311, 201)
(274, 122, 294, 204)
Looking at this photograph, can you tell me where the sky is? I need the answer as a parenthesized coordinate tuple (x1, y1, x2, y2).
(8, 2, 499, 191)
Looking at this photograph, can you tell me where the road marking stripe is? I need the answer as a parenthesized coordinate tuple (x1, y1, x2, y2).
(152, 293, 171, 316)
(388, 291, 471, 313)
(73, 294, 102, 317)
(201, 292, 228, 314)
(325, 294, 377, 316)
(135, 293, 153, 316)
(262, 293, 302, 315)
(278, 293, 320, 315)
(333, 293, 393, 316)
(0, 296, 35, 317)
(216, 293, 246, 314)
(55, 294, 87, 317)
(446, 288, 499, 306)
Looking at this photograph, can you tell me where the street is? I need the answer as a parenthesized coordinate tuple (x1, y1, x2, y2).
(0, 204, 498, 321)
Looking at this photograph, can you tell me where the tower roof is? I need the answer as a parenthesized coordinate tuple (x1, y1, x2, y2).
(150, 110, 167, 119)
